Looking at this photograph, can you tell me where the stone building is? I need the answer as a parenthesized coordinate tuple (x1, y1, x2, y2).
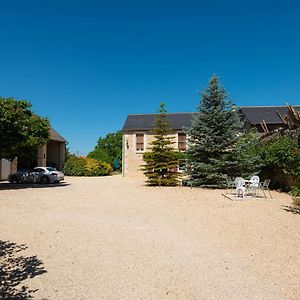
(122, 113, 194, 177)
(0, 127, 66, 180)
(122, 106, 300, 177)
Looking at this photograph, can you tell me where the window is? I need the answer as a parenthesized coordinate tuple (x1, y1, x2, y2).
(136, 133, 144, 151)
(178, 133, 186, 151)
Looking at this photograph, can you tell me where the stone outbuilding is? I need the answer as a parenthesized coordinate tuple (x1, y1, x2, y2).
(0, 127, 67, 180)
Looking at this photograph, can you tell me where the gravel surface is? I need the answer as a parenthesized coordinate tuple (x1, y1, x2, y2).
(0, 175, 299, 299)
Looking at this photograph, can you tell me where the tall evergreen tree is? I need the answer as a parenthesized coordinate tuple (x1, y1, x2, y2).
(143, 103, 180, 186)
(186, 76, 243, 188)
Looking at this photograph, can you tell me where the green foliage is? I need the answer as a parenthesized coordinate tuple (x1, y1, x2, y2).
(0, 97, 50, 160)
(293, 197, 300, 206)
(186, 76, 243, 188)
(63, 157, 112, 176)
(290, 186, 300, 197)
(290, 186, 300, 206)
(142, 103, 181, 186)
(258, 136, 300, 179)
(88, 131, 122, 170)
(228, 131, 263, 178)
(97, 161, 113, 176)
(63, 157, 86, 176)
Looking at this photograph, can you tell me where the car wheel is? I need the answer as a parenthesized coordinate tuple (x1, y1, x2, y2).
(9, 176, 19, 184)
(40, 176, 50, 184)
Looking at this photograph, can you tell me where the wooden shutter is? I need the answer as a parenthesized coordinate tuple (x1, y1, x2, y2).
(178, 133, 186, 151)
(136, 134, 144, 151)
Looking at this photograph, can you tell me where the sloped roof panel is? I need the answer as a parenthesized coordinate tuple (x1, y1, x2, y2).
(49, 127, 67, 142)
(240, 106, 300, 125)
(122, 113, 197, 131)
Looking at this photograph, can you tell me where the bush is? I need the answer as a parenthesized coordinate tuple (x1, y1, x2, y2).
(256, 135, 300, 190)
(63, 157, 112, 176)
(63, 157, 86, 176)
(97, 161, 113, 176)
(259, 136, 300, 180)
(290, 186, 300, 206)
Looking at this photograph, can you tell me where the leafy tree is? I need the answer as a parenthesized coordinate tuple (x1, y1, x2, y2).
(186, 76, 243, 188)
(142, 103, 181, 186)
(0, 97, 50, 160)
(228, 130, 263, 178)
(259, 135, 300, 182)
(88, 131, 122, 170)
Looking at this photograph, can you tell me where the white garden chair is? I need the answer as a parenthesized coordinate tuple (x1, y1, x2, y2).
(235, 177, 246, 198)
(250, 175, 260, 196)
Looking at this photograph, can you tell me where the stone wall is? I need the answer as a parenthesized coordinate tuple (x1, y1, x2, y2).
(47, 141, 65, 170)
(123, 131, 181, 177)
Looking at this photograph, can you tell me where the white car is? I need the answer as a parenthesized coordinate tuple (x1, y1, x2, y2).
(8, 167, 64, 184)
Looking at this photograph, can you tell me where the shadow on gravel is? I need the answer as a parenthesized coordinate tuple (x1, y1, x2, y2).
(0, 240, 47, 299)
(0, 182, 70, 191)
(282, 205, 300, 215)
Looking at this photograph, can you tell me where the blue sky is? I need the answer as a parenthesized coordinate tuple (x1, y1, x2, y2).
(0, 1, 299, 154)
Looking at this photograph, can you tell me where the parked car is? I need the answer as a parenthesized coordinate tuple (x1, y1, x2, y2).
(8, 167, 64, 184)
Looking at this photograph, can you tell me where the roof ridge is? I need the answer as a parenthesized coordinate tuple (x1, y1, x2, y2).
(127, 112, 197, 116)
(240, 105, 300, 108)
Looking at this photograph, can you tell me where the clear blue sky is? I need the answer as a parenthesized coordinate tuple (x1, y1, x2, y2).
(0, 1, 299, 154)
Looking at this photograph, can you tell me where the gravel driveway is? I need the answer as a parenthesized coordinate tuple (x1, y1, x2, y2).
(0, 176, 299, 299)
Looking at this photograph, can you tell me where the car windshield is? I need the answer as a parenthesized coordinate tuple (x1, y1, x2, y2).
(46, 167, 56, 172)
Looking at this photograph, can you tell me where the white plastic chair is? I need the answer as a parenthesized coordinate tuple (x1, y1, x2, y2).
(250, 175, 260, 196)
(235, 178, 246, 198)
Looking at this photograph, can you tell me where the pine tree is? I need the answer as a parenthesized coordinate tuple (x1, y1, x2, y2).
(186, 76, 243, 188)
(143, 103, 180, 186)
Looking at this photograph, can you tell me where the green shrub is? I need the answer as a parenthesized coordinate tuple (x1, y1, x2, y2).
(259, 136, 300, 179)
(85, 157, 101, 176)
(63, 157, 112, 176)
(256, 136, 300, 190)
(290, 186, 300, 206)
(97, 161, 113, 176)
(63, 157, 86, 176)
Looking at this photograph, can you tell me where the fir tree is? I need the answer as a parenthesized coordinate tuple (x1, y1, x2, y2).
(186, 76, 243, 188)
(143, 103, 180, 186)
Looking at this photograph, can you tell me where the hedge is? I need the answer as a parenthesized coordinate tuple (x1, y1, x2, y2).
(63, 157, 112, 176)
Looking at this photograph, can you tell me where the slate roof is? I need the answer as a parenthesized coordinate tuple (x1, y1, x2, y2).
(49, 127, 67, 142)
(123, 106, 300, 131)
(122, 113, 197, 131)
(240, 106, 300, 125)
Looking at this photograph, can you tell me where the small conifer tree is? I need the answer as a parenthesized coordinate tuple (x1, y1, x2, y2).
(143, 103, 180, 186)
(186, 76, 243, 188)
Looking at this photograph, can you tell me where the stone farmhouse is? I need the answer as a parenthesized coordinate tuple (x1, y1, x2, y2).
(122, 105, 300, 177)
(0, 127, 66, 180)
